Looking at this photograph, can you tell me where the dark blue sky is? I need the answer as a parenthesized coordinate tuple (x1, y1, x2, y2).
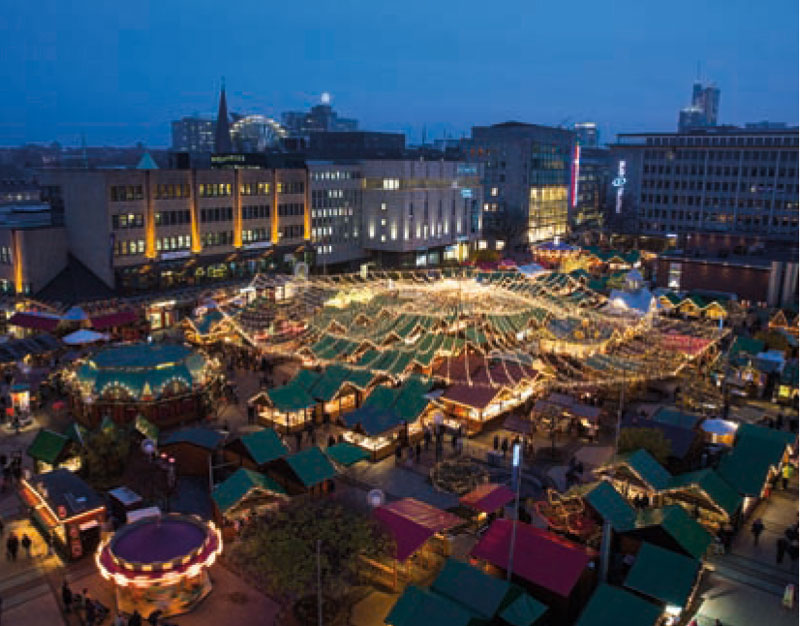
(1, 0, 797, 147)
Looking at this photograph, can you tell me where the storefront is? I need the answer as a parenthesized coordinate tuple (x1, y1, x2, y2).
(20, 469, 106, 561)
(96, 514, 223, 617)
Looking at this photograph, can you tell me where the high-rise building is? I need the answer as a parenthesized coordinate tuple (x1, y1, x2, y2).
(607, 126, 799, 242)
(572, 146, 611, 230)
(171, 118, 216, 154)
(678, 80, 720, 132)
(468, 122, 574, 245)
(214, 84, 233, 154)
(282, 94, 358, 139)
(574, 122, 599, 148)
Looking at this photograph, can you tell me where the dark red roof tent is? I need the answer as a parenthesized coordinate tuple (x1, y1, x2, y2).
(374, 498, 464, 562)
(470, 519, 596, 597)
(460, 483, 515, 513)
(433, 355, 484, 382)
(8, 312, 60, 332)
(90, 310, 139, 330)
(440, 384, 501, 410)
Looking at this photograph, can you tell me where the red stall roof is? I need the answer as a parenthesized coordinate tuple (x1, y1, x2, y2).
(460, 483, 515, 514)
(440, 384, 501, 410)
(470, 519, 594, 597)
(90, 310, 139, 330)
(374, 498, 464, 562)
(8, 312, 60, 332)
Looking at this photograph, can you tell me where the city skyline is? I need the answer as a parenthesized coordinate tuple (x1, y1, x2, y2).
(1, 0, 798, 147)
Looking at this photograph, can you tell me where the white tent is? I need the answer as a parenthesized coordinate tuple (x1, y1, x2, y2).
(607, 288, 655, 316)
(518, 263, 546, 277)
(62, 329, 108, 345)
(61, 306, 88, 321)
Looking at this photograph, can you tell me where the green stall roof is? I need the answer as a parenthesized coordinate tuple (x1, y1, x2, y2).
(499, 589, 548, 626)
(624, 542, 700, 608)
(651, 407, 701, 430)
(717, 435, 786, 496)
(575, 584, 661, 626)
(325, 442, 370, 466)
(668, 469, 742, 517)
(212, 468, 286, 514)
(431, 558, 510, 619)
(285, 446, 338, 487)
(633, 505, 712, 560)
(385, 585, 480, 626)
(609, 449, 672, 491)
(239, 428, 288, 465)
(267, 383, 316, 413)
(27, 429, 69, 465)
(581, 481, 636, 531)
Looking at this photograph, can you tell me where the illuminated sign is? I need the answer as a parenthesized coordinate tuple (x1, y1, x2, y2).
(615, 160, 627, 214)
(461, 189, 473, 199)
(161, 251, 191, 261)
(243, 240, 272, 250)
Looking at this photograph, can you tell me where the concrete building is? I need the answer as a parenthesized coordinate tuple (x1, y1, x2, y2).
(171, 118, 216, 154)
(678, 80, 720, 132)
(38, 161, 309, 293)
(573, 146, 610, 231)
(308, 132, 405, 160)
(0, 203, 67, 296)
(282, 94, 358, 139)
(468, 122, 575, 246)
(608, 126, 799, 242)
(574, 122, 599, 148)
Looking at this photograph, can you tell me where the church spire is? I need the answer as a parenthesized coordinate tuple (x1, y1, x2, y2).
(214, 78, 232, 153)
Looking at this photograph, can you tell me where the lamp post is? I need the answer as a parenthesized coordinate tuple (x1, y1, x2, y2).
(507, 441, 522, 582)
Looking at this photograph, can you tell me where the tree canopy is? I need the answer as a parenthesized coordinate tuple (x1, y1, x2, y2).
(231, 499, 391, 599)
(618, 427, 672, 464)
(80, 423, 131, 489)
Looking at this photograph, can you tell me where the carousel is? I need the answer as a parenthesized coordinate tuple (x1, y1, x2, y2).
(65, 343, 223, 428)
(96, 513, 223, 617)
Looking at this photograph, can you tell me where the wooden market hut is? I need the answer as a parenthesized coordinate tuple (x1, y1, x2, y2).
(438, 383, 514, 435)
(271, 446, 338, 495)
(594, 449, 673, 501)
(661, 468, 743, 531)
(26, 428, 81, 473)
(623, 541, 703, 623)
(211, 467, 287, 527)
(159, 427, 226, 478)
(620, 505, 712, 561)
(256, 381, 317, 433)
(224, 427, 288, 472)
(470, 518, 597, 624)
(459, 482, 516, 524)
(323, 442, 371, 468)
(574, 584, 661, 626)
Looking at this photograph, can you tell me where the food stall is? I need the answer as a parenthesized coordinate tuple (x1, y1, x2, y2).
(20, 469, 106, 561)
(96, 513, 223, 617)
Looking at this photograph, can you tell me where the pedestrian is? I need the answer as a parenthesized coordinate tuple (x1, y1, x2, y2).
(501, 438, 509, 458)
(84, 595, 96, 626)
(751, 518, 765, 546)
(395, 445, 402, 464)
(147, 609, 163, 625)
(327, 435, 336, 448)
(776, 537, 787, 564)
(61, 580, 73, 613)
(6, 533, 18, 561)
(492, 434, 499, 451)
(785, 523, 799, 544)
(0, 516, 4, 537)
(781, 463, 793, 490)
(777, 413, 784, 430)
(128, 609, 143, 626)
(20, 534, 31, 558)
(424, 427, 431, 451)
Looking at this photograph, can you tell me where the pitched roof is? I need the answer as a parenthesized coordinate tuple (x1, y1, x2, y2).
(460, 482, 516, 514)
(575, 584, 661, 626)
(375, 498, 465, 562)
(729, 336, 765, 357)
(633, 505, 712, 559)
(239, 428, 288, 465)
(441, 384, 502, 410)
(284, 446, 337, 487)
(624, 542, 700, 608)
(211, 468, 286, 514)
(499, 588, 548, 626)
(324, 442, 370, 466)
(267, 383, 316, 413)
(736, 422, 796, 448)
(717, 434, 787, 496)
(161, 427, 225, 450)
(581, 481, 636, 531)
(470, 519, 593, 597)
(651, 407, 701, 430)
(431, 558, 510, 619)
(610, 449, 672, 491)
(667, 469, 742, 517)
(27, 429, 70, 465)
(8, 312, 60, 332)
(385, 585, 477, 626)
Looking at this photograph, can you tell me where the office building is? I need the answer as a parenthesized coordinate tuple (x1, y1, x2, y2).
(308, 132, 405, 160)
(282, 94, 358, 139)
(171, 118, 216, 154)
(572, 146, 610, 230)
(574, 122, 599, 148)
(608, 126, 799, 243)
(38, 159, 308, 293)
(678, 80, 720, 132)
(469, 122, 575, 245)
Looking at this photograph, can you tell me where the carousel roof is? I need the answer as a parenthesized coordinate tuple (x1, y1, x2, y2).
(75, 343, 212, 401)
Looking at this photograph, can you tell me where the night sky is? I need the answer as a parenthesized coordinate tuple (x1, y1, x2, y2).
(1, 0, 797, 146)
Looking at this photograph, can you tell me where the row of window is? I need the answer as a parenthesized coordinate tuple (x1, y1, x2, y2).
(644, 208, 798, 222)
(242, 228, 269, 243)
(240, 182, 270, 196)
(243, 205, 270, 220)
(643, 166, 796, 178)
(643, 135, 798, 147)
(280, 225, 304, 239)
(156, 210, 191, 226)
(158, 235, 191, 251)
(200, 207, 234, 223)
(198, 183, 232, 197)
(310, 170, 358, 181)
(641, 194, 797, 210)
(643, 179, 798, 192)
(115, 239, 145, 256)
(155, 184, 191, 199)
(644, 149, 798, 162)
(110, 186, 144, 202)
(202, 231, 233, 247)
(112, 213, 144, 229)
(0, 246, 12, 265)
(278, 203, 304, 217)
(279, 181, 305, 194)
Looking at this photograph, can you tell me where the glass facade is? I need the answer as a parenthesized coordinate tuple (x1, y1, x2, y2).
(528, 142, 570, 242)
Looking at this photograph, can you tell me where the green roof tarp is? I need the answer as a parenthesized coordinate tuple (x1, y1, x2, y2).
(668, 469, 742, 517)
(385, 585, 479, 626)
(718, 434, 787, 496)
(212, 468, 286, 514)
(64, 422, 88, 446)
(27, 429, 69, 465)
(624, 542, 700, 608)
(736, 423, 796, 448)
(612, 449, 672, 491)
(499, 588, 548, 626)
(240, 428, 288, 465)
(633, 505, 712, 560)
(267, 383, 316, 413)
(285, 446, 338, 487)
(292, 369, 324, 391)
(162, 427, 225, 450)
(325, 442, 370, 466)
(582, 481, 636, 531)
(575, 583, 661, 626)
(651, 408, 700, 430)
(729, 336, 765, 357)
(431, 558, 510, 619)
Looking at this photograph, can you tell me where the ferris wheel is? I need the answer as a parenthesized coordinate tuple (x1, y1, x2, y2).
(230, 115, 288, 151)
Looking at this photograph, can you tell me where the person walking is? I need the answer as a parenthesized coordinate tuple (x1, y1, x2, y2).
(20, 534, 31, 558)
(781, 463, 793, 490)
(112, 612, 126, 626)
(415, 442, 421, 463)
(61, 580, 73, 614)
(777, 537, 788, 564)
(6, 533, 18, 561)
(0, 516, 4, 537)
(751, 518, 765, 546)
(128, 609, 143, 626)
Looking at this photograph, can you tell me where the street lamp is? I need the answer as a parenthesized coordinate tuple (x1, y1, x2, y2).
(507, 441, 522, 582)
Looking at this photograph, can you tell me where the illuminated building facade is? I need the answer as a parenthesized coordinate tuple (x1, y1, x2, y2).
(608, 126, 799, 241)
(468, 122, 575, 246)
(573, 147, 611, 230)
(38, 163, 309, 293)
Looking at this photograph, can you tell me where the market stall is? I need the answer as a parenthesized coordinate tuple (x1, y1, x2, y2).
(96, 513, 223, 617)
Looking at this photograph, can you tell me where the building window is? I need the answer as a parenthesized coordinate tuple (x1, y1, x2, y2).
(110, 185, 144, 202)
(490, 187, 498, 197)
(382, 178, 400, 190)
